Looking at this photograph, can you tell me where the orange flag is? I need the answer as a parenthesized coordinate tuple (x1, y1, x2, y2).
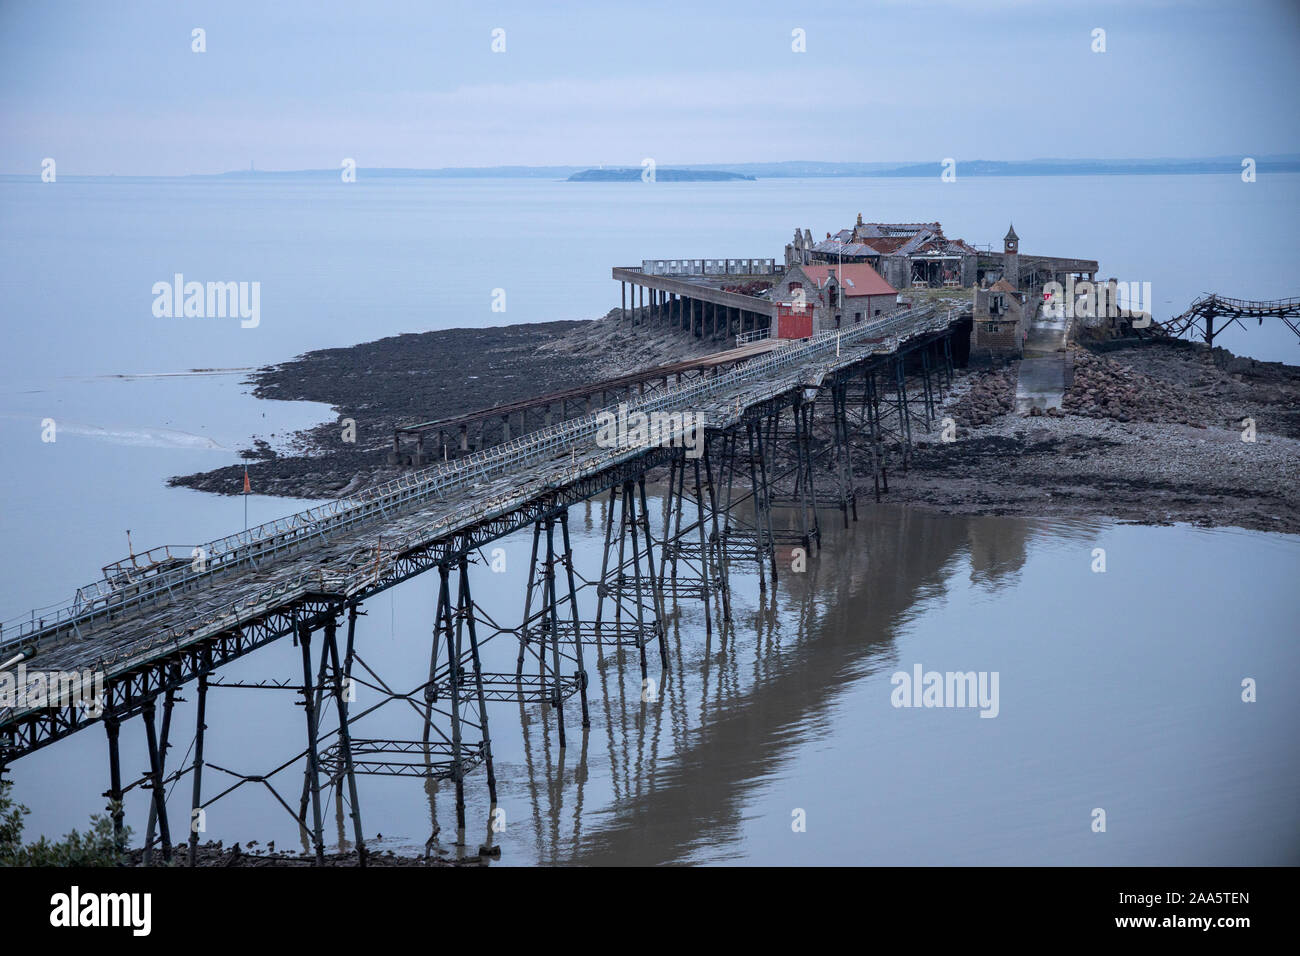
(242, 467, 251, 495)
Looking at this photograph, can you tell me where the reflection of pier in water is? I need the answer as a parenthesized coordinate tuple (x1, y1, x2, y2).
(514, 506, 1071, 866)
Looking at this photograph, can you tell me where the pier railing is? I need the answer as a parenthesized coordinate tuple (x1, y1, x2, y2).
(0, 303, 958, 658)
(1192, 293, 1300, 313)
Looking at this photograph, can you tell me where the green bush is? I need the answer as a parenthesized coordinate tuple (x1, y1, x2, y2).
(0, 779, 131, 867)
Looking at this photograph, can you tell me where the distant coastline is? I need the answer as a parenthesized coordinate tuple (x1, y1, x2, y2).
(202, 156, 1300, 179)
(6, 155, 1298, 182)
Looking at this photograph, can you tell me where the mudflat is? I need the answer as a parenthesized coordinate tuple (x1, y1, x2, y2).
(170, 319, 1300, 535)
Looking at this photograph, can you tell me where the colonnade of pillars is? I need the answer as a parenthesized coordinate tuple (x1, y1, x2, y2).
(619, 281, 771, 342)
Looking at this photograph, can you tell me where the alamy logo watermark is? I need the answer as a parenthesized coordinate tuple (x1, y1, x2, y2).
(0, 664, 105, 716)
(1043, 277, 1150, 326)
(890, 664, 999, 718)
(50, 886, 151, 936)
(152, 274, 260, 328)
(595, 402, 704, 458)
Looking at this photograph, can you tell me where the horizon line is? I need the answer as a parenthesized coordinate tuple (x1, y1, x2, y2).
(5, 154, 1299, 180)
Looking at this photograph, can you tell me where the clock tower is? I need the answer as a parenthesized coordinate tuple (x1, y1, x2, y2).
(1003, 223, 1020, 288)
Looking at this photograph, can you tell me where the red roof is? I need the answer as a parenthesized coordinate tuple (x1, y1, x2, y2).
(800, 262, 896, 297)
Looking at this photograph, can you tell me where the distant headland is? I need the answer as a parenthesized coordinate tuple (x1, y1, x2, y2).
(567, 168, 755, 182)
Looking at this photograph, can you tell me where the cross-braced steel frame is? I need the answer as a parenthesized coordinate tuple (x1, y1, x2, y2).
(0, 322, 963, 864)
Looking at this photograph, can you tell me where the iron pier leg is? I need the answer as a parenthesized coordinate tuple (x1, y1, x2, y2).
(896, 356, 912, 472)
(613, 485, 630, 646)
(141, 697, 172, 862)
(188, 668, 208, 866)
(342, 603, 367, 853)
(745, 422, 767, 591)
(803, 402, 821, 551)
(846, 389, 859, 522)
(104, 716, 125, 854)
(719, 430, 737, 545)
(921, 346, 935, 427)
(559, 510, 591, 729)
(436, 564, 468, 838)
(932, 340, 946, 401)
(702, 439, 732, 622)
(834, 384, 857, 526)
(326, 610, 367, 866)
(144, 681, 176, 863)
(592, 485, 618, 645)
(625, 483, 650, 679)
(669, 455, 686, 583)
(793, 401, 811, 554)
(874, 369, 889, 494)
(691, 457, 713, 640)
(516, 521, 542, 676)
(543, 518, 567, 750)
(832, 386, 848, 528)
(456, 558, 497, 806)
(755, 416, 779, 585)
(297, 627, 332, 826)
(423, 572, 449, 746)
(657, 457, 673, 582)
(298, 621, 326, 864)
(865, 368, 883, 502)
(637, 476, 669, 669)
(930, 343, 940, 415)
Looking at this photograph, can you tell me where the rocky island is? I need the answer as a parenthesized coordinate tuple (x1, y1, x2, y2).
(567, 168, 755, 181)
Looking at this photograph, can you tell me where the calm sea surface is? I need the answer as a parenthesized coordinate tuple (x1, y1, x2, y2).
(1, 175, 1297, 862)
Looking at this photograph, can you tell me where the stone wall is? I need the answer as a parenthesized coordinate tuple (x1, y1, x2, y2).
(970, 287, 1025, 354)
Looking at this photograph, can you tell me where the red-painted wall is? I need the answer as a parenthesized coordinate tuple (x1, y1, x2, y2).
(777, 304, 812, 339)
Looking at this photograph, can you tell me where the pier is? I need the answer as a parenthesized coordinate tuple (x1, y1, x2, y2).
(1153, 293, 1300, 346)
(0, 302, 967, 864)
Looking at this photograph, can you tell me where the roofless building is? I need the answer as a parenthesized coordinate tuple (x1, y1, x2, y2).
(613, 215, 1098, 342)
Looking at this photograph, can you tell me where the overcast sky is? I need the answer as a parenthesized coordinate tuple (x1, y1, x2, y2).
(2, 0, 1298, 176)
